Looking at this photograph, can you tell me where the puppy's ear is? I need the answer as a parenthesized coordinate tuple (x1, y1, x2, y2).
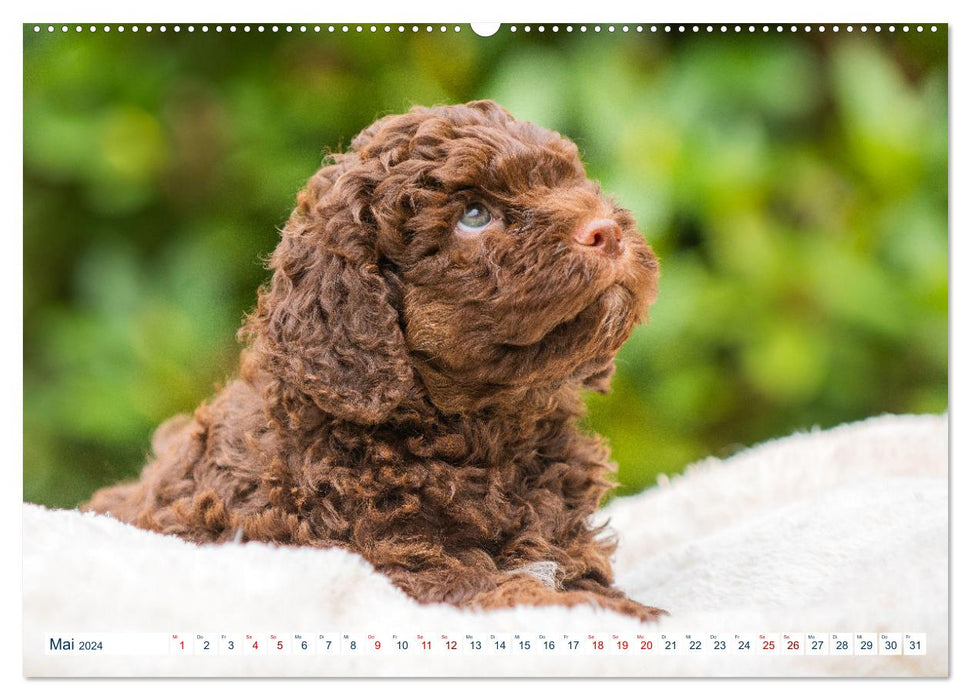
(244, 160, 413, 425)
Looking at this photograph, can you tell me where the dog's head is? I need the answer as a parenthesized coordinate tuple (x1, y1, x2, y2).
(245, 100, 659, 424)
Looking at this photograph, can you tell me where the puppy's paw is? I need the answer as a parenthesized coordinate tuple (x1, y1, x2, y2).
(472, 576, 666, 623)
(594, 595, 668, 623)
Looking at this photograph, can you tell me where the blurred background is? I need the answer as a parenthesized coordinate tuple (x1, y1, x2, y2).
(24, 25, 948, 507)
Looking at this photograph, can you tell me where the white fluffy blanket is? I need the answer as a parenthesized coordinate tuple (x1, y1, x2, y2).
(22, 413, 947, 677)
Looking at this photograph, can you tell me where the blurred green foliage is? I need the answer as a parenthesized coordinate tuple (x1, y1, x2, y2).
(23, 25, 947, 507)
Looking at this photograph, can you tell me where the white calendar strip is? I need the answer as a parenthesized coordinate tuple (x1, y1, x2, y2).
(45, 632, 927, 657)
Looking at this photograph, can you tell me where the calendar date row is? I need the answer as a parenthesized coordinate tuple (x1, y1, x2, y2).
(46, 632, 927, 657)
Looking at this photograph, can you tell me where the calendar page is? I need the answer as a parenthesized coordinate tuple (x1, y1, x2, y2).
(22, 19, 948, 678)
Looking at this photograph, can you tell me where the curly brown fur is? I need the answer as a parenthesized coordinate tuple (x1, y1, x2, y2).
(85, 100, 664, 621)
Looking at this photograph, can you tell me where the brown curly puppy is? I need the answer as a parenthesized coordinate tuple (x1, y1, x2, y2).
(85, 100, 663, 621)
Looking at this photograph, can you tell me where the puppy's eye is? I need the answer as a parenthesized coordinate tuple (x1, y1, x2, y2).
(457, 203, 492, 233)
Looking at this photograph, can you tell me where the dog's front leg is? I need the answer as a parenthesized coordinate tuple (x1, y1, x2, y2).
(470, 572, 666, 623)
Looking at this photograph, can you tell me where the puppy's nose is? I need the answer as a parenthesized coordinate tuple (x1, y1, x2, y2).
(573, 218, 624, 257)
